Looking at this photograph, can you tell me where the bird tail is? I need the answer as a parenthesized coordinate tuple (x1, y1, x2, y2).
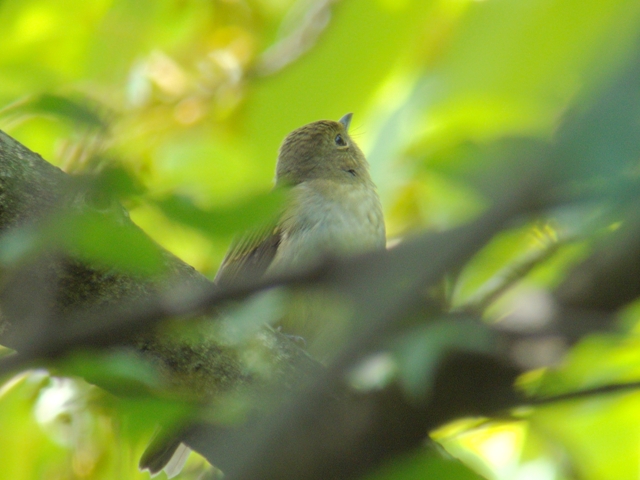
(139, 430, 191, 478)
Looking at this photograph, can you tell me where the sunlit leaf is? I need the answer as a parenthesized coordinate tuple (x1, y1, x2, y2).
(532, 393, 640, 480)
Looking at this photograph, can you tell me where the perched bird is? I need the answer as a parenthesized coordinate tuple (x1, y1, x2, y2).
(214, 112, 386, 286)
(140, 113, 385, 478)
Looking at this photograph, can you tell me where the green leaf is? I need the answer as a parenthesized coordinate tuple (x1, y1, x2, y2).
(56, 349, 160, 396)
(153, 189, 286, 239)
(394, 318, 494, 399)
(364, 449, 487, 480)
(553, 42, 640, 189)
(1, 93, 108, 131)
(89, 165, 146, 199)
(52, 209, 166, 276)
(532, 392, 640, 480)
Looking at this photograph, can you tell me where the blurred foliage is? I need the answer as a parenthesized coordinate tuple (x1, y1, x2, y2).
(3, 0, 640, 479)
(363, 448, 487, 480)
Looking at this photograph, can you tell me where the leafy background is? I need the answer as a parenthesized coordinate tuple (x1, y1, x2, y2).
(1, 0, 640, 479)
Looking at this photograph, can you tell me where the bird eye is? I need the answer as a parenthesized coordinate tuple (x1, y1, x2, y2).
(335, 134, 347, 147)
(346, 169, 357, 176)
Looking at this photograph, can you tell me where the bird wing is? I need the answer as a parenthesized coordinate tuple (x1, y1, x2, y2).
(214, 222, 282, 287)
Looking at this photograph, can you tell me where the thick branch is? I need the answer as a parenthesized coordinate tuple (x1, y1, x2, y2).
(0, 129, 316, 400)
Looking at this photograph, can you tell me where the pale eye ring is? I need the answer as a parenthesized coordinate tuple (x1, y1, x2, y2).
(335, 134, 347, 147)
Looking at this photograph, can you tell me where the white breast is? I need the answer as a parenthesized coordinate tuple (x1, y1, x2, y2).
(269, 180, 386, 273)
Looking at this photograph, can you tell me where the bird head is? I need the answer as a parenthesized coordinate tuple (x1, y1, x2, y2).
(275, 113, 371, 187)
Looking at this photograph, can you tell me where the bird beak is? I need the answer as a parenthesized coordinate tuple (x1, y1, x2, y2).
(339, 113, 353, 132)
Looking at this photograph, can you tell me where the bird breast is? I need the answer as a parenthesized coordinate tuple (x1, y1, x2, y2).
(269, 179, 386, 273)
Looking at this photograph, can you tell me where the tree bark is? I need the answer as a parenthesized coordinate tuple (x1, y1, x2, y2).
(0, 129, 316, 400)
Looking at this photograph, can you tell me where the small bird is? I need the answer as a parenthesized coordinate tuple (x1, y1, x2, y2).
(140, 113, 385, 478)
(214, 112, 386, 286)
